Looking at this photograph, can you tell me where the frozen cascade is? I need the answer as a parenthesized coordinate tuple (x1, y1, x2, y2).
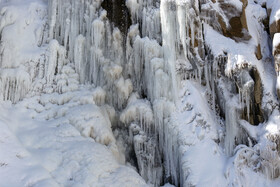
(2, 0, 278, 186)
(46, 0, 227, 185)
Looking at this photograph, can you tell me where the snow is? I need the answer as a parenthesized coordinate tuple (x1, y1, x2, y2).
(0, 88, 148, 187)
(183, 140, 226, 187)
(239, 119, 259, 140)
(273, 33, 280, 53)
(204, 25, 253, 60)
(0, 118, 59, 187)
(165, 80, 223, 186)
(267, 0, 280, 25)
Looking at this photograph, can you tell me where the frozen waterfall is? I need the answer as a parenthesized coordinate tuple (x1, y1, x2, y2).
(1, 0, 280, 186)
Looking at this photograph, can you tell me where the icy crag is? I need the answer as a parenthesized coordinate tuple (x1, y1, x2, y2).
(1, 0, 280, 187)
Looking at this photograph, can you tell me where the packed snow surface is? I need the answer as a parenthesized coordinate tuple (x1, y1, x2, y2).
(0, 94, 147, 187)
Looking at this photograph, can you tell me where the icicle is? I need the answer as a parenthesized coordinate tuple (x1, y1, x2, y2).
(115, 77, 133, 109)
(177, 4, 187, 58)
(55, 65, 79, 93)
(0, 68, 31, 103)
(112, 28, 124, 66)
(92, 87, 106, 106)
(131, 125, 163, 186)
(126, 0, 141, 22)
(245, 91, 250, 121)
(211, 73, 216, 111)
(74, 34, 85, 83)
(120, 96, 154, 129)
(224, 100, 239, 156)
(142, 7, 161, 42)
(236, 70, 254, 121)
(160, 0, 178, 101)
(48, 0, 57, 40)
(45, 40, 66, 85)
(204, 64, 211, 91)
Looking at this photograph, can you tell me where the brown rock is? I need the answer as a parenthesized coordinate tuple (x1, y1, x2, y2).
(216, 0, 250, 41)
(217, 14, 227, 36)
(255, 44, 263, 60)
(240, 0, 248, 30)
(274, 43, 280, 57)
(270, 20, 280, 39)
(229, 16, 244, 38)
(253, 68, 264, 124)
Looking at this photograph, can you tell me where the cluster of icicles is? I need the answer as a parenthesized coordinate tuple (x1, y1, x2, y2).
(47, 0, 189, 186)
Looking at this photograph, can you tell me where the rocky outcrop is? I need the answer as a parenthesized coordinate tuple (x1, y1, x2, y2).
(203, 0, 251, 41)
(101, 0, 131, 35)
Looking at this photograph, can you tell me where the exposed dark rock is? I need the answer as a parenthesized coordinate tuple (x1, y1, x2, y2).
(256, 44, 263, 60)
(101, 0, 132, 35)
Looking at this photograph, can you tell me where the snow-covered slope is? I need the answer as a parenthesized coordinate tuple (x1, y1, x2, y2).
(1, 0, 280, 187)
(0, 99, 146, 187)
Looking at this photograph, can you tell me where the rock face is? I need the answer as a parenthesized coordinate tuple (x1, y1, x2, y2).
(1, 0, 280, 186)
(216, 0, 250, 40)
(101, 0, 131, 35)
